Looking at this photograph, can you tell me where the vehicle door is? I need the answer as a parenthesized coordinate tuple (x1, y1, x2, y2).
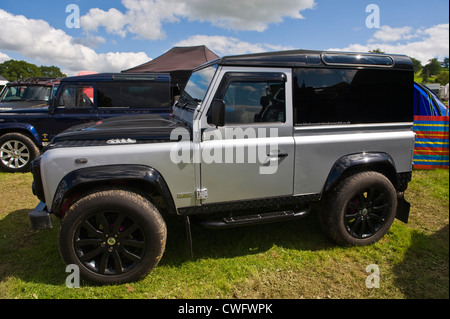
(199, 67, 295, 204)
(49, 83, 98, 139)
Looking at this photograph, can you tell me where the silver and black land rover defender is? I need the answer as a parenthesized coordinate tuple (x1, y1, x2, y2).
(29, 49, 415, 284)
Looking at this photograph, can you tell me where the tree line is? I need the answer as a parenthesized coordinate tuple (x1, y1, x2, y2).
(0, 60, 66, 82)
(369, 49, 448, 86)
(417, 57, 449, 85)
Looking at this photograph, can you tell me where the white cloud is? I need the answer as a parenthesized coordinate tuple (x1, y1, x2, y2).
(80, 0, 316, 39)
(81, 8, 128, 37)
(0, 51, 11, 63)
(81, 1, 183, 40)
(371, 26, 413, 42)
(329, 23, 449, 64)
(175, 35, 294, 56)
(0, 9, 150, 75)
(180, 0, 316, 32)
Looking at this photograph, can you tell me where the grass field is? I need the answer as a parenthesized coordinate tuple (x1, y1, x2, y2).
(0, 169, 448, 299)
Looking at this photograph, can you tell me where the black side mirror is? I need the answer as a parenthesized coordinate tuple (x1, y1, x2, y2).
(48, 96, 57, 115)
(210, 99, 225, 127)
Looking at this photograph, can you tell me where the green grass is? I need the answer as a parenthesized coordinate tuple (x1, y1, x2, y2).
(0, 169, 448, 299)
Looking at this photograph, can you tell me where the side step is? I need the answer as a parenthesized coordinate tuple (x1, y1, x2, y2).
(200, 209, 309, 229)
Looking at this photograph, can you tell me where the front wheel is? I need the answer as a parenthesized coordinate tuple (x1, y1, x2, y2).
(320, 171, 397, 246)
(58, 189, 167, 284)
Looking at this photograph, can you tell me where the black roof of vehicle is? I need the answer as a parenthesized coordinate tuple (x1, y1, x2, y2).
(213, 49, 413, 70)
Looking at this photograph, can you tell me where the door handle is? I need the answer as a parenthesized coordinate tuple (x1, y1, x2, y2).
(267, 152, 288, 158)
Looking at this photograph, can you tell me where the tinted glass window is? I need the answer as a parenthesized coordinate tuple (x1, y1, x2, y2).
(97, 81, 170, 109)
(180, 65, 217, 107)
(58, 85, 94, 108)
(293, 68, 412, 125)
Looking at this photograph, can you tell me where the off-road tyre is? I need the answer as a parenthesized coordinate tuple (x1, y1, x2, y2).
(58, 189, 167, 284)
(320, 171, 397, 246)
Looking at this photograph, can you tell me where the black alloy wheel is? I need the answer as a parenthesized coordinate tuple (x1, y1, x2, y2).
(59, 189, 167, 284)
(73, 210, 147, 276)
(344, 186, 391, 239)
(320, 171, 397, 246)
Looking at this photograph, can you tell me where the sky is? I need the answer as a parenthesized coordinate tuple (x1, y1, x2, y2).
(0, 0, 448, 76)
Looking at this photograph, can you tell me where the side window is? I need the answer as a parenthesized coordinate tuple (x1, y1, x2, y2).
(58, 85, 94, 108)
(97, 82, 170, 109)
(293, 68, 412, 125)
(210, 74, 286, 125)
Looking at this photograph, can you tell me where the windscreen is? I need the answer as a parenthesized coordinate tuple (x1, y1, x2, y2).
(178, 64, 218, 109)
(1, 85, 51, 102)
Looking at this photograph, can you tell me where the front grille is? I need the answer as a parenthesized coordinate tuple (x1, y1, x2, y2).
(31, 156, 45, 202)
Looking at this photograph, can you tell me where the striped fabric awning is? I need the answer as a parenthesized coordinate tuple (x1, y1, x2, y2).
(413, 115, 449, 169)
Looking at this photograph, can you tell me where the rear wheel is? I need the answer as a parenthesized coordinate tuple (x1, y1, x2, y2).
(0, 133, 39, 173)
(58, 189, 167, 284)
(320, 171, 397, 246)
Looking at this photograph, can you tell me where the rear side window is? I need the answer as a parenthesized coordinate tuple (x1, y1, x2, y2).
(293, 68, 413, 126)
(97, 81, 170, 109)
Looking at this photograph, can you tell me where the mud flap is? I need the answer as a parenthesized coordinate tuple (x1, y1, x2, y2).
(396, 192, 410, 223)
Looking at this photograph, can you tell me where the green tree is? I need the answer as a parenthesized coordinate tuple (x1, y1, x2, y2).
(410, 57, 422, 73)
(369, 48, 385, 53)
(422, 69, 429, 83)
(434, 71, 449, 86)
(39, 65, 66, 78)
(422, 58, 442, 77)
(0, 60, 42, 81)
(442, 57, 449, 69)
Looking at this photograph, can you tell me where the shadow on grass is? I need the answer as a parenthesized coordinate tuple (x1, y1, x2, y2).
(393, 224, 449, 299)
(0, 209, 65, 286)
(161, 210, 334, 264)
(0, 208, 334, 286)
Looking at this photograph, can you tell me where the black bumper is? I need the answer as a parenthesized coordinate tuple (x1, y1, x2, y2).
(28, 202, 53, 230)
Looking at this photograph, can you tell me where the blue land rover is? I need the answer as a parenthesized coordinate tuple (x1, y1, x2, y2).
(0, 73, 172, 172)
